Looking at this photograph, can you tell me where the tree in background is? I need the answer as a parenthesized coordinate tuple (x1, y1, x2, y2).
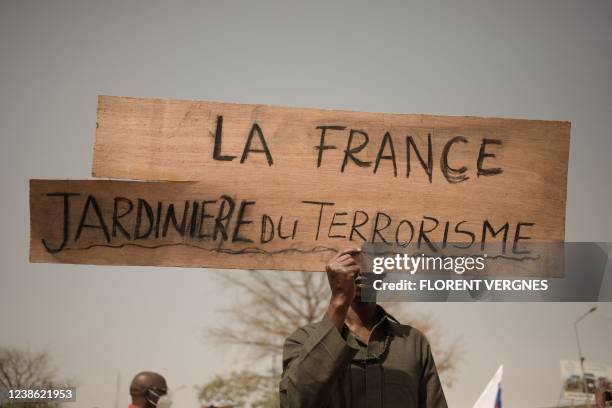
(198, 370, 278, 408)
(0, 347, 69, 408)
(199, 270, 461, 406)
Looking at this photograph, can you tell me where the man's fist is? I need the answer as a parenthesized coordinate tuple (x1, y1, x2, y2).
(326, 248, 361, 306)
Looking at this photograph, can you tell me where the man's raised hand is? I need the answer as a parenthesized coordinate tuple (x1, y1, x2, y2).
(325, 248, 361, 330)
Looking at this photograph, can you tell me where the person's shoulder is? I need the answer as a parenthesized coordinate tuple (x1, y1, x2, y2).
(388, 319, 431, 346)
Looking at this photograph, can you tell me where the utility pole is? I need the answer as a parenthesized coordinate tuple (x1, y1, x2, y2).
(574, 306, 597, 407)
(114, 371, 121, 408)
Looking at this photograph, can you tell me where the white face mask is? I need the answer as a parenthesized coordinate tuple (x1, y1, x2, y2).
(154, 394, 172, 408)
(146, 389, 172, 408)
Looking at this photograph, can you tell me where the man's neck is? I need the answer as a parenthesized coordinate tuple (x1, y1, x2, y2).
(129, 398, 145, 408)
(346, 302, 379, 330)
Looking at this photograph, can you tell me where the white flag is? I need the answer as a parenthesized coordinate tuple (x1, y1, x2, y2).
(473, 365, 503, 408)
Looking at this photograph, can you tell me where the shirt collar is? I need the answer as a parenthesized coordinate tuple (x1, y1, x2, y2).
(350, 305, 396, 361)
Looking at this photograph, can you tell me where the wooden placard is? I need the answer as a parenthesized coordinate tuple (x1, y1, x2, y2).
(30, 177, 565, 273)
(30, 96, 570, 271)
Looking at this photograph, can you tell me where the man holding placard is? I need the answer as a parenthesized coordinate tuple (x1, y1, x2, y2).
(280, 248, 447, 408)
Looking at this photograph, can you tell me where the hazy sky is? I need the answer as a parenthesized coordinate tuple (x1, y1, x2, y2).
(1, 1, 611, 407)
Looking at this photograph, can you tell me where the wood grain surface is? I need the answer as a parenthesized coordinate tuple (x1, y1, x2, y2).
(29, 96, 570, 271)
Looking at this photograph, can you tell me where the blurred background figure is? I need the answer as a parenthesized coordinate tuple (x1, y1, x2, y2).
(128, 371, 172, 408)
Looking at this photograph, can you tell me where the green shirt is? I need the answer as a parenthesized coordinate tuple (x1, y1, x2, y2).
(280, 307, 448, 408)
